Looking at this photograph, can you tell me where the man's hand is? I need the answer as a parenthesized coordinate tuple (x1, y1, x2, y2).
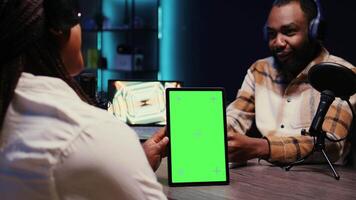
(227, 130, 269, 163)
(142, 127, 169, 171)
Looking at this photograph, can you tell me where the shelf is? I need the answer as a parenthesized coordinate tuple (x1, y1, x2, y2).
(107, 69, 158, 73)
(82, 68, 158, 73)
(79, 0, 160, 93)
(83, 27, 158, 33)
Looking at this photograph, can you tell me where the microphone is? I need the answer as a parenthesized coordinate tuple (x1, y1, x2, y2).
(309, 90, 335, 136)
(285, 63, 353, 179)
(308, 62, 356, 98)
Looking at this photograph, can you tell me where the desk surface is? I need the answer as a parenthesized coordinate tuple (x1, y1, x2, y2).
(155, 158, 356, 200)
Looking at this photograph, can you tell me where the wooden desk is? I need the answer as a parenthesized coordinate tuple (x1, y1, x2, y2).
(156, 158, 356, 200)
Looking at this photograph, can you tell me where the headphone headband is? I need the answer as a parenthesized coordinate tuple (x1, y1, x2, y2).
(263, 0, 324, 41)
(309, 0, 323, 40)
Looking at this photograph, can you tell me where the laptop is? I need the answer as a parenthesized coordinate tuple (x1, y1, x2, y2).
(107, 79, 182, 140)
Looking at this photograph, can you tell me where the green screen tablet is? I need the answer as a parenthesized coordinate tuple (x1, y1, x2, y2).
(166, 88, 229, 186)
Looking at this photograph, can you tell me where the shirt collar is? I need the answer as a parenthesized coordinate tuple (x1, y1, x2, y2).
(18, 72, 81, 101)
(299, 47, 330, 78)
(286, 47, 330, 83)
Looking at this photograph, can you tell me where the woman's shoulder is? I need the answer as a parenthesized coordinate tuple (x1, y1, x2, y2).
(4, 73, 136, 154)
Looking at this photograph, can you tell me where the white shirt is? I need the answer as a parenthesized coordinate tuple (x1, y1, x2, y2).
(0, 73, 166, 200)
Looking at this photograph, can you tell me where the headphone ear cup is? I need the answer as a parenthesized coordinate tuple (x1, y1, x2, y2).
(309, 18, 319, 40)
(263, 23, 268, 41)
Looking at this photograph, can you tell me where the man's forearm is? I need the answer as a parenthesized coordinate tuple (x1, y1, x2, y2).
(253, 138, 270, 160)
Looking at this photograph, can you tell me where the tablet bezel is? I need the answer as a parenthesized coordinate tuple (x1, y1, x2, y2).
(166, 87, 229, 187)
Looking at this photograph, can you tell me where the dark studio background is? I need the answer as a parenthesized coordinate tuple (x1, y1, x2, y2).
(78, 0, 356, 102)
(170, 0, 356, 102)
(170, 1, 356, 165)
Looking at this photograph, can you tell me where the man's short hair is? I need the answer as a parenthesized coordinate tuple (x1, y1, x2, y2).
(272, 0, 318, 23)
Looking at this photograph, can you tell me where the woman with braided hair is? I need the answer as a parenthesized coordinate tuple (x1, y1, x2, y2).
(0, 1, 168, 199)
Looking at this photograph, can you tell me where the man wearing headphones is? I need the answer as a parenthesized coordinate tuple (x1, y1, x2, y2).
(226, 0, 355, 166)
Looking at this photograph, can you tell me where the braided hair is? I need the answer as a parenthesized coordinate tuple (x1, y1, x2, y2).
(0, 0, 92, 132)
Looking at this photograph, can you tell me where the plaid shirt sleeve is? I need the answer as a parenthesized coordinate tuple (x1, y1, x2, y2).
(226, 66, 255, 135)
(265, 98, 355, 164)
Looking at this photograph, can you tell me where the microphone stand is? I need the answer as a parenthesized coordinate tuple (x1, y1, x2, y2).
(315, 130, 340, 180)
(285, 90, 340, 180)
(285, 130, 340, 180)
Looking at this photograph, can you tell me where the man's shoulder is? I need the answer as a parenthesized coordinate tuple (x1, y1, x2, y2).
(249, 56, 276, 72)
(327, 54, 355, 70)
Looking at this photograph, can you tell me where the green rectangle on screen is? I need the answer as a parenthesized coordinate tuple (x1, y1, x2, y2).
(166, 88, 229, 186)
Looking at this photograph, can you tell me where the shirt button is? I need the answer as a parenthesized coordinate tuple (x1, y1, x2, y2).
(281, 124, 285, 128)
(287, 98, 291, 102)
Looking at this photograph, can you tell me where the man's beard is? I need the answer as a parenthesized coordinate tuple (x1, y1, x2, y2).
(273, 42, 317, 80)
(273, 53, 306, 79)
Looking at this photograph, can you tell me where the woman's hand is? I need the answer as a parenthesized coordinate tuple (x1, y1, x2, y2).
(142, 127, 169, 171)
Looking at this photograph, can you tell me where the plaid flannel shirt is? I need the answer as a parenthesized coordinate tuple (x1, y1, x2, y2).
(227, 47, 356, 164)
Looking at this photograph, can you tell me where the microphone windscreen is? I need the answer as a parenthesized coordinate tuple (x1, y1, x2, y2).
(308, 62, 356, 98)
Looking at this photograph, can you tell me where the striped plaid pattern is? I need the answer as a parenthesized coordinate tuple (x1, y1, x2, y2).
(227, 48, 356, 164)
